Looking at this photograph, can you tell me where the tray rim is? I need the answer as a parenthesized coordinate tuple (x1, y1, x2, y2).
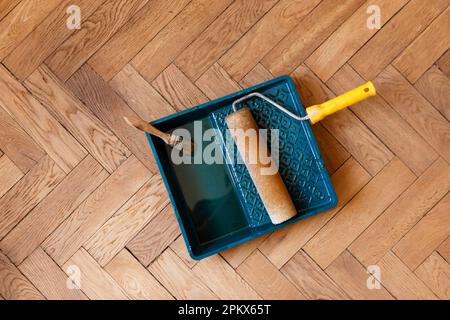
(146, 75, 338, 260)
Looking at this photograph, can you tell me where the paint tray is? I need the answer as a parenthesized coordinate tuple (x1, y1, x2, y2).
(146, 76, 337, 260)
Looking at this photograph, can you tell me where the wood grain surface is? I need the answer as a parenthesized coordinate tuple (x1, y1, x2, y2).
(0, 0, 448, 300)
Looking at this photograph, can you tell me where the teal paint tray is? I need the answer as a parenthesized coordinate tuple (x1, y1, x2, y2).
(146, 76, 337, 260)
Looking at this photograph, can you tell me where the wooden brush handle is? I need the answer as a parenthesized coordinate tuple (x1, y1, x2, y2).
(124, 115, 172, 144)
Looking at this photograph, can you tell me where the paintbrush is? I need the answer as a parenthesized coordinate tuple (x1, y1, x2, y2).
(124, 115, 195, 156)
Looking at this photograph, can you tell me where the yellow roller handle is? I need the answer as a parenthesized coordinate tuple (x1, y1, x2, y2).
(306, 81, 376, 124)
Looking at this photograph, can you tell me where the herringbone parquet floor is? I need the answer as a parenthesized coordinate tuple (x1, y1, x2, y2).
(0, 0, 449, 300)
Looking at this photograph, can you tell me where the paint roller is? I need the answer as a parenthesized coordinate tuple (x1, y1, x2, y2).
(226, 82, 376, 224)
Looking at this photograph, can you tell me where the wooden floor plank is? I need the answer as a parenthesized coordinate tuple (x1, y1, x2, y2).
(152, 64, 208, 110)
(0, 65, 87, 173)
(148, 248, 218, 300)
(220, 0, 321, 81)
(0, 155, 23, 198)
(306, 0, 408, 81)
(66, 64, 157, 173)
(304, 158, 415, 269)
(84, 175, 170, 266)
(237, 250, 305, 299)
(262, 0, 365, 76)
(393, 193, 450, 270)
(321, 109, 394, 177)
(43, 155, 150, 266)
(292, 65, 393, 176)
(0, 0, 62, 60)
(0, 106, 45, 173)
(393, 7, 450, 83)
(0, 156, 66, 239)
(18, 247, 87, 300)
(0, 0, 448, 301)
(63, 248, 128, 300)
(0, 251, 44, 300)
(327, 64, 437, 176)
(415, 252, 450, 299)
(311, 124, 351, 175)
(292, 64, 332, 107)
(260, 158, 370, 268)
(437, 49, 450, 75)
(192, 255, 261, 300)
(239, 63, 273, 88)
(126, 205, 180, 267)
(376, 251, 437, 299)
(3, 0, 105, 80)
(0, 0, 21, 21)
(105, 249, 173, 300)
(221, 235, 269, 269)
(281, 250, 349, 300)
(170, 236, 198, 269)
(46, 0, 149, 81)
(0, 156, 108, 265)
(349, 158, 450, 267)
(175, 0, 278, 81)
(131, 0, 233, 82)
(89, 0, 190, 81)
(325, 250, 394, 300)
(25, 65, 131, 173)
(109, 64, 176, 120)
(196, 63, 241, 99)
(415, 66, 450, 121)
(375, 65, 450, 163)
(350, 0, 449, 80)
(438, 238, 450, 264)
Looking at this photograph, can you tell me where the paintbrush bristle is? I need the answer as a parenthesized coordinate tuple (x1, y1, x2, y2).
(169, 135, 195, 156)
